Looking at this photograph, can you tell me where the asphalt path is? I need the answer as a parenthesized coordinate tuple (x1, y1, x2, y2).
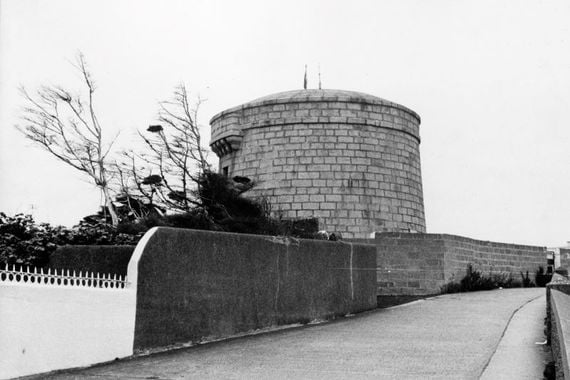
(39, 288, 546, 380)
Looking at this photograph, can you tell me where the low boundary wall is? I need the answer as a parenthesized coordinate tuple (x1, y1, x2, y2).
(2, 228, 376, 377)
(49, 245, 135, 276)
(376, 233, 546, 295)
(129, 227, 377, 352)
(0, 266, 136, 379)
(546, 273, 570, 380)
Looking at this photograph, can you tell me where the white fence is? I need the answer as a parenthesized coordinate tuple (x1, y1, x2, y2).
(0, 264, 137, 379)
(0, 264, 128, 288)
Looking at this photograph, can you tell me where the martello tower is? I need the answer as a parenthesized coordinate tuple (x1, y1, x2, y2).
(209, 89, 426, 238)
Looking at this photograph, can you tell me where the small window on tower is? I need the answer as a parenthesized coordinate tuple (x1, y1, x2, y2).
(222, 166, 229, 177)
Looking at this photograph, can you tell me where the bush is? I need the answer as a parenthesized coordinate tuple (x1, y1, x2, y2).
(0, 213, 141, 268)
(441, 264, 537, 293)
(440, 281, 463, 294)
(117, 172, 322, 238)
(459, 265, 494, 291)
(0, 213, 67, 267)
(520, 270, 534, 288)
(535, 266, 553, 287)
(0, 173, 327, 267)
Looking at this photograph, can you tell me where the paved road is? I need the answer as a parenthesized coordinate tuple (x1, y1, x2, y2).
(42, 288, 547, 380)
(480, 294, 551, 379)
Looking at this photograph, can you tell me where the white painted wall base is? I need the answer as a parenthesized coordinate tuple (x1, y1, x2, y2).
(0, 281, 136, 379)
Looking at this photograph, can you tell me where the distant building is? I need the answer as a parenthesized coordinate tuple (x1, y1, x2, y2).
(210, 89, 425, 239)
(547, 242, 570, 272)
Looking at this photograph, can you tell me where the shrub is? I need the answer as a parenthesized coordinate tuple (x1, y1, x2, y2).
(0, 213, 67, 267)
(0, 213, 141, 267)
(535, 266, 553, 287)
(66, 220, 141, 246)
(520, 270, 534, 288)
(441, 264, 537, 294)
(440, 281, 463, 294)
(0, 174, 326, 267)
(460, 264, 496, 291)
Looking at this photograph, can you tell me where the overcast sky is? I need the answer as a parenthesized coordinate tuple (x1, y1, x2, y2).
(0, 0, 568, 247)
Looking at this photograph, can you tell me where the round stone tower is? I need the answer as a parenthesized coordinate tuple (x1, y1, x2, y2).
(209, 89, 425, 238)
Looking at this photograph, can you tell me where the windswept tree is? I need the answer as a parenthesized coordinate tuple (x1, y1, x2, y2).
(119, 84, 210, 213)
(16, 53, 119, 226)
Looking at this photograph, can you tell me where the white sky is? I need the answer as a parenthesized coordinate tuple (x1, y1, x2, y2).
(0, 0, 568, 247)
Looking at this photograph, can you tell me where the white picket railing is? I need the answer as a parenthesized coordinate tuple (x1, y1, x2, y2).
(0, 263, 137, 379)
(0, 264, 128, 289)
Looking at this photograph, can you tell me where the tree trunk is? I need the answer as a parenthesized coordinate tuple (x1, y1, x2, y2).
(102, 186, 119, 227)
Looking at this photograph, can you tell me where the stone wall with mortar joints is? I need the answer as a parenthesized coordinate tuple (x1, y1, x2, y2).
(210, 90, 425, 239)
(442, 235, 546, 284)
(376, 233, 446, 296)
(375, 233, 547, 296)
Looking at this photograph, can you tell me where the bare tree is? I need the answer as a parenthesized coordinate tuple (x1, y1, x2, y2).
(120, 84, 210, 213)
(16, 53, 119, 226)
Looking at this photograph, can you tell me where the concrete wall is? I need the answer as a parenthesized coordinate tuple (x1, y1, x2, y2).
(49, 245, 135, 276)
(376, 233, 547, 295)
(0, 269, 136, 379)
(546, 274, 570, 380)
(210, 89, 425, 238)
(130, 227, 377, 352)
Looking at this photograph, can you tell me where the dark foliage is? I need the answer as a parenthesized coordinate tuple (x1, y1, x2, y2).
(535, 266, 553, 287)
(142, 175, 163, 185)
(0, 213, 139, 268)
(67, 220, 141, 246)
(147, 125, 163, 132)
(115, 173, 323, 238)
(460, 264, 497, 291)
(543, 361, 555, 380)
(441, 264, 537, 293)
(198, 171, 262, 219)
(0, 173, 325, 267)
(0, 213, 68, 267)
(520, 270, 533, 288)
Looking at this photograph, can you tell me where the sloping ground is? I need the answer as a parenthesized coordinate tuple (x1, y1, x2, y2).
(40, 288, 545, 380)
(481, 295, 550, 379)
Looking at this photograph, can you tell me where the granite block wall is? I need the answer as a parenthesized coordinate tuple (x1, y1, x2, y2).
(210, 89, 425, 239)
(375, 233, 547, 295)
(442, 235, 546, 284)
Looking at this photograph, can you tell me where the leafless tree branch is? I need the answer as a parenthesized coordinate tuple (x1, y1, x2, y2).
(15, 53, 119, 226)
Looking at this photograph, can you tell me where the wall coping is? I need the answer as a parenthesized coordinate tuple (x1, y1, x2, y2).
(375, 232, 546, 251)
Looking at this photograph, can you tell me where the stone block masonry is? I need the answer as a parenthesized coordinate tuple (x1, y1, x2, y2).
(375, 233, 547, 296)
(210, 89, 426, 239)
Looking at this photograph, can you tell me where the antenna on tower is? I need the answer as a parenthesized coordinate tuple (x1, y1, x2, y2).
(318, 64, 322, 90)
(303, 64, 308, 89)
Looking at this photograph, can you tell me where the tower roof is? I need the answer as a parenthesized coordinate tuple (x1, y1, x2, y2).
(210, 89, 420, 124)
